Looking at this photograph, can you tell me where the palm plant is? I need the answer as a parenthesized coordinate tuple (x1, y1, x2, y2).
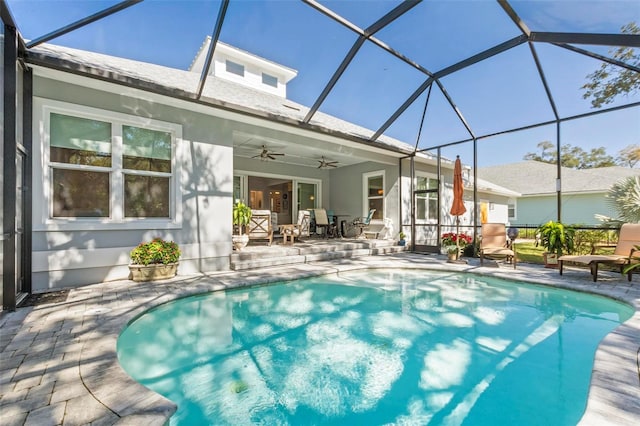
(537, 221, 575, 256)
(606, 176, 640, 223)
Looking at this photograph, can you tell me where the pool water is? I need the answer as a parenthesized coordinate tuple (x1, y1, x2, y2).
(117, 269, 632, 425)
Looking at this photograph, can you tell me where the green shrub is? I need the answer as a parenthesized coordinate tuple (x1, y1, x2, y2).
(573, 229, 611, 255)
(130, 238, 181, 265)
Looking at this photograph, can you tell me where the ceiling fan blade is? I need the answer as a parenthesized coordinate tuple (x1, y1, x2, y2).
(251, 154, 261, 159)
(272, 153, 284, 156)
(317, 164, 322, 169)
(328, 163, 337, 168)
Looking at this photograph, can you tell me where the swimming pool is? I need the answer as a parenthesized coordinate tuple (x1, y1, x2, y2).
(117, 269, 633, 425)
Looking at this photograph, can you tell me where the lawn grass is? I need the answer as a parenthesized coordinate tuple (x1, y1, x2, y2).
(513, 241, 545, 264)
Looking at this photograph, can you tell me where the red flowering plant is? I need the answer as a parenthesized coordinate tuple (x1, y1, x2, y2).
(441, 232, 473, 254)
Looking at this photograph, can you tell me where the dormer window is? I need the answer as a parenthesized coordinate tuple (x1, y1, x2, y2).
(262, 73, 278, 88)
(226, 60, 244, 77)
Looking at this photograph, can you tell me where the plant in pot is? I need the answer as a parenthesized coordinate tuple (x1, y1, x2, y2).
(129, 238, 181, 282)
(232, 201, 252, 251)
(441, 232, 472, 259)
(398, 231, 407, 246)
(536, 220, 575, 268)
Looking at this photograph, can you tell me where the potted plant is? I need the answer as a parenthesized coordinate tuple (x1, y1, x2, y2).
(232, 201, 252, 251)
(536, 220, 575, 268)
(441, 232, 472, 260)
(129, 238, 181, 282)
(398, 231, 407, 246)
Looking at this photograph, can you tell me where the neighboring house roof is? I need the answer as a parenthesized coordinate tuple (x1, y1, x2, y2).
(468, 176, 520, 198)
(27, 43, 420, 157)
(478, 161, 639, 196)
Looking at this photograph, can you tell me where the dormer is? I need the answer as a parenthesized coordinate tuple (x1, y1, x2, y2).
(189, 37, 297, 98)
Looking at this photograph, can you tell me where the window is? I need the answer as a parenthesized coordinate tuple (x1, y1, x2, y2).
(262, 73, 278, 88)
(38, 99, 182, 229)
(415, 175, 438, 222)
(363, 171, 384, 220)
(226, 60, 244, 77)
(50, 113, 112, 218)
(508, 202, 516, 220)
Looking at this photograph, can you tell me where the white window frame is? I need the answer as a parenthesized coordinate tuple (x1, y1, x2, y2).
(414, 171, 439, 224)
(34, 97, 183, 231)
(362, 170, 385, 222)
(508, 199, 517, 221)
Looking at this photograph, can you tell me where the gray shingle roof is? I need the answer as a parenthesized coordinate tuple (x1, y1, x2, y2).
(28, 43, 415, 155)
(478, 161, 640, 195)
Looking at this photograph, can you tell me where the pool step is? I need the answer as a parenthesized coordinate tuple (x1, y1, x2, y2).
(230, 239, 407, 271)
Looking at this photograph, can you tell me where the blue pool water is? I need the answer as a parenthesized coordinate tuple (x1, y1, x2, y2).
(117, 269, 633, 425)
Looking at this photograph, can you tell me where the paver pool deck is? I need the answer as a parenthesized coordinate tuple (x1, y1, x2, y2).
(1, 252, 639, 425)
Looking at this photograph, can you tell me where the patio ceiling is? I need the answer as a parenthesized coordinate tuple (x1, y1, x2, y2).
(3, 0, 639, 166)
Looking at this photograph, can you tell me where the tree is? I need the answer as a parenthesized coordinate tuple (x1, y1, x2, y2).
(582, 22, 640, 108)
(606, 176, 640, 223)
(523, 141, 616, 169)
(616, 144, 640, 168)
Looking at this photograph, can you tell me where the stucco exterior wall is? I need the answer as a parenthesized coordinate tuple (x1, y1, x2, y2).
(31, 77, 235, 291)
(513, 193, 620, 226)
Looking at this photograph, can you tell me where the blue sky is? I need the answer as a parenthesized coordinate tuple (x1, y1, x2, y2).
(6, 0, 640, 167)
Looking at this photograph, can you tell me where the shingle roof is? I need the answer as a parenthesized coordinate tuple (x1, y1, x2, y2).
(28, 43, 416, 155)
(478, 161, 640, 195)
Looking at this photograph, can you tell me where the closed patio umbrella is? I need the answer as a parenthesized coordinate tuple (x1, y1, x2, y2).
(450, 155, 466, 260)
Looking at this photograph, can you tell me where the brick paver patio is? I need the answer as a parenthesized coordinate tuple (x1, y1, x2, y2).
(1, 253, 638, 425)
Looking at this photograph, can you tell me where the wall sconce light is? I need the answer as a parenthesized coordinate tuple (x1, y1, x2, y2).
(309, 195, 315, 201)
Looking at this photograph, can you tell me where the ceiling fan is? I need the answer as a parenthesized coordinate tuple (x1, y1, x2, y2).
(317, 156, 339, 169)
(252, 145, 284, 161)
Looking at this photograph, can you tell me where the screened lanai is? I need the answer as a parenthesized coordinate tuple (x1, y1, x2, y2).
(2, 0, 639, 308)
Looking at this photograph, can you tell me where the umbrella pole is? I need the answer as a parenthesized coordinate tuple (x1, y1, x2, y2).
(455, 216, 460, 260)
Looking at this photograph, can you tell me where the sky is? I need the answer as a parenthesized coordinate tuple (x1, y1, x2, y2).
(6, 0, 640, 167)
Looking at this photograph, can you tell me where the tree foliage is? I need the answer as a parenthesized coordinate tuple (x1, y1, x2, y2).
(582, 22, 640, 108)
(523, 141, 616, 169)
(606, 176, 640, 223)
(616, 144, 640, 168)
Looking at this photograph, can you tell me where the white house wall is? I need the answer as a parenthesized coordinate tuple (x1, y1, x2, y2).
(31, 76, 236, 291)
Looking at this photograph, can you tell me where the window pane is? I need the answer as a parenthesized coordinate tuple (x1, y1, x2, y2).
(297, 182, 316, 210)
(124, 174, 170, 218)
(428, 198, 438, 219)
(52, 168, 109, 217)
(123, 126, 172, 172)
(233, 176, 242, 202)
(368, 176, 383, 197)
(417, 198, 426, 220)
(50, 113, 112, 167)
(226, 60, 244, 76)
(262, 73, 278, 88)
(368, 198, 383, 219)
(416, 177, 428, 191)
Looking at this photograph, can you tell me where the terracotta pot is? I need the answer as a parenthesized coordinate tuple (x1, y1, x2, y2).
(544, 252, 559, 268)
(129, 262, 178, 282)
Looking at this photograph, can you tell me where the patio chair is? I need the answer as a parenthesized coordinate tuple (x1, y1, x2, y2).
(354, 209, 376, 239)
(312, 208, 336, 238)
(559, 223, 640, 282)
(280, 210, 310, 245)
(480, 223, 516, 269)
(247, 209, 273, 246)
